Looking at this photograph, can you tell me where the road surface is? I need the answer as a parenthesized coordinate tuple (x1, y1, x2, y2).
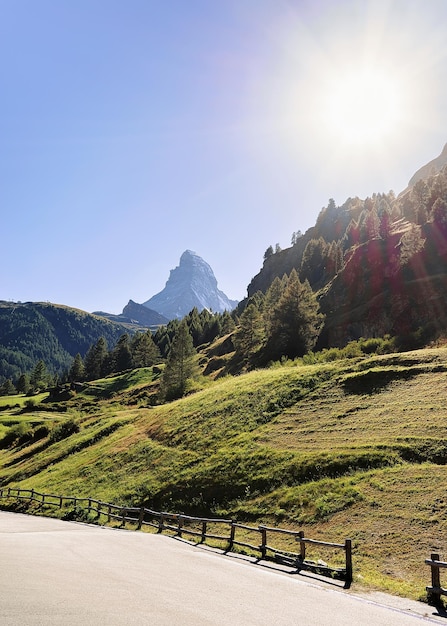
(0, 511, 442, 625)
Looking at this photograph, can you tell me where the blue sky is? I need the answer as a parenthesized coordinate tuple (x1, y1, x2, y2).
(2, 0, 447, 313)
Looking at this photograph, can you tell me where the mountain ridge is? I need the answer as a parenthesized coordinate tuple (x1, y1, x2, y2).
(143, 250, 238, 319)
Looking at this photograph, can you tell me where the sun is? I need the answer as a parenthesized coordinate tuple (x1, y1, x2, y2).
(323, 66, 402, 146)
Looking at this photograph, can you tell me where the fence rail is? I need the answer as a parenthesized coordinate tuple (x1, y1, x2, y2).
(0, 486, 352, 586)
(426, 553, 447, 604)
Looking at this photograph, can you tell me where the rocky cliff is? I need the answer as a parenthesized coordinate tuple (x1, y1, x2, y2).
(143, 250, 238, 320)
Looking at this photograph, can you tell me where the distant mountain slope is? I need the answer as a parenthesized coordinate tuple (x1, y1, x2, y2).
(408, 142, 447, 187)
(94, 300, 168, 329)
(143, 250, 238, 320)
(0, 301, 128, 383)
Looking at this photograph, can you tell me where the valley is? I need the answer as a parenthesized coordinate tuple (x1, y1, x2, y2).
(1, 345, 447, 601)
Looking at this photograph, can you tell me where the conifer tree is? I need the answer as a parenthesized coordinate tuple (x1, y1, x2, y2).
(263, 276, 286, 337)
(30, 360, 49, 392)
(16, 373, 30, 395)
(234, 303, 265, 367)
(400, 224, 426, 265)
(187, 307, 203, 346)
(69, 353, 85, 382)
(264, 269, 324, 361)
(219, 311, 236, 335)
(84, 337, 108, 380)
(160, 320, 197, 400)
(131, 331, 160, 368)
(0, 379, 16, 396)
(111, 334, 133, 373)
(432, 197, 447, 233)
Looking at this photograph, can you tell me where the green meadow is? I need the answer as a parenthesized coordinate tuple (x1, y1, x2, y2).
(1, 349, 447, 600)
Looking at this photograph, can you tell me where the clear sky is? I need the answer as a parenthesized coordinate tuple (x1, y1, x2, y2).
(1, 0, 447, 313)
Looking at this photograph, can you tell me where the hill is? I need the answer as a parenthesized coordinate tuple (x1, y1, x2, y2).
(246, 147, 447, 347)
(1, 345, 447, 599)
(0, 301, 130, 383)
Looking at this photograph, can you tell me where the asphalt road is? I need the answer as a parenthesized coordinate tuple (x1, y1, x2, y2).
(0, 511, 442, 625)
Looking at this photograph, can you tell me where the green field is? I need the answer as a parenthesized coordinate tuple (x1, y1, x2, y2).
(1, 351, 447, 600)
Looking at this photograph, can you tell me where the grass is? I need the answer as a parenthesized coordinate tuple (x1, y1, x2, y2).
(0, 392, 48, 409)
(1, 349, 447, 599)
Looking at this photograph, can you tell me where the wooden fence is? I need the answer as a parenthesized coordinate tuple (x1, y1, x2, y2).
(0, 486, 352, 586)
(426, 553, 447, 604)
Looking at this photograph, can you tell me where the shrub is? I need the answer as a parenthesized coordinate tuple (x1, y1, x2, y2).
(0, 423, 34, 448)
(49, 418, 80, 443)
(32, 424, 50, 441)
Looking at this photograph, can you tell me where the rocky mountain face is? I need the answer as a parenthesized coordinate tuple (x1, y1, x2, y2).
(143, 250, 238, 320)
(95, 300, 168, 329)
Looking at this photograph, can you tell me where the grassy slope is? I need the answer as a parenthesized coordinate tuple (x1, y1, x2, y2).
(1, 352, 447, 599)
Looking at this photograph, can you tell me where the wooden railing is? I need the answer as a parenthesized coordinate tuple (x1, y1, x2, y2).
(0, 486, 352, 586)
(426, 553, 447, 604)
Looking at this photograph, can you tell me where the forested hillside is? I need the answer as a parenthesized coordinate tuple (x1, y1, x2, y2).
(0, 302, 128, 384)
(247, 157, 447, 347)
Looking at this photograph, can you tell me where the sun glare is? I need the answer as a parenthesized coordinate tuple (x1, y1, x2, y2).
(323, 66, 403, 145)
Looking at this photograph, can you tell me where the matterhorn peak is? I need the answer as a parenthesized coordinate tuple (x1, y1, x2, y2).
(142, 251, 238, 320)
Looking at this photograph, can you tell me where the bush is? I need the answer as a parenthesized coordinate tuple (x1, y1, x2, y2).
(0, 423, 34, 448)
(32, 424, 50, 441)
(49, 418, 80, 443)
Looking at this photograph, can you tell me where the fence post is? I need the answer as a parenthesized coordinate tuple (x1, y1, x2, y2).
(298, 531, 306, 562)
(430, 553, 441, 605)
(345, 539, 353, 587)
(228, 523, 235, 551)
(177, 515, 184, 537)
(201, 521, 207, 543)
(260, 526, 267, 560)
(158, 514, 164, 533)
(30, 489, 34, 501)
(137, 507, 145, 530)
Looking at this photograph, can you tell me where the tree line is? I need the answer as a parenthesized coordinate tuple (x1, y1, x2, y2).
(0, 276, 324, 404)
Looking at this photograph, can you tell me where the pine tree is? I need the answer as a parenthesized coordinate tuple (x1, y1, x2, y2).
(264, 245, 274, 261)
(131, 332, 160, 368)
(16, 373, 30, 395)
(30, 360, 49, 392)
(379, 209, 392, 239)
(187, 307, 203, 346)
(234, 303, 265, 366)
(160, 320, 198, 400)
(111, 334, 133, 373)
(0, 379, 16, 396)
(69, 353, 85, 382)
(84, 337, 108, 380)
(399, 224, 426, 265)
(300, 237, 328, 287)
(263, 276, 286, 337)
(432, 197, 447, 233)
(219, 311, 236, 335)
(264, 269, 324, 361)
